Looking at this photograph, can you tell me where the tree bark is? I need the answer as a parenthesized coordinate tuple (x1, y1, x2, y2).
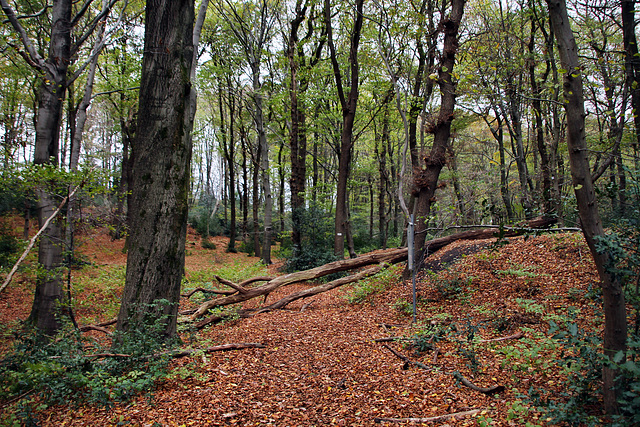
(116, 0, 195, 339)
(547, 0, 627, 414)
(23, 0, 73, 337)
(326, 0, 365, 258)
(412, 0, 466, 272)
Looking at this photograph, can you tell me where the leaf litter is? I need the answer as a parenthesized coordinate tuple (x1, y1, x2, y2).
(0, 228, 603, 425)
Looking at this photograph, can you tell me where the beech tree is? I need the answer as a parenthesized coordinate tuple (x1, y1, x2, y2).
(412, 0, 466, 271)
(325, 0, 365, 259)
(2, 0, 118, 336)
(546, 0, 627, 414)
(115, 0, 195, 338)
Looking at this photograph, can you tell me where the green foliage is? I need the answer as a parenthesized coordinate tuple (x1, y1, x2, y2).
(0, 222, 20, 269)
(346, 265, 398, 304)
(0, 302, 178, 423)
(188, 204, 225, 238)
(428, 272, 471, 301)
(392, 298, 413, 316)
(201, 238, 217, 250)
(73, 265, 126, 320)
(285, 205, 337, 272)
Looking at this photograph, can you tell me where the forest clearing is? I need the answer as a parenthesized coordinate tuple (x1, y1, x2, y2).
(0, 220, 613, 425)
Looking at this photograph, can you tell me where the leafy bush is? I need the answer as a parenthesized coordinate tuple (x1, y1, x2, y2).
(428, 272, 471, 300)
(0, 222, 20, 268)
(188, 204, 225, 238)
(0, 301, 179, 424)
(201, 238, 216, 249)
(285, 205, 336, 272)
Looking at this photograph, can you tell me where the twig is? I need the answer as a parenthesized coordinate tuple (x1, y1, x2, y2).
(374, 337, 414, 343)
(382, 344, 431, 371)
(453, 371, 505, 395)
(169, 343, 265, 358)
(374, 409, 482, 424)
(79, 325, 111, 335)
(479, 331, 524, 343)
(300, 300, 315, 312)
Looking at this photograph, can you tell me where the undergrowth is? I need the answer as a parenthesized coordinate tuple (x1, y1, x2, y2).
(0, 301, 180, 426)
(346, 264, 400, 304)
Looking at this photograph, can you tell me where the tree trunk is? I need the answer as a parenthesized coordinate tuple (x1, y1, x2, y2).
(412, 0, 466, 272)
(547, 0, 628, 414)
(622, 0, 640, 166)
(21, 0, 73, 337)
(288, 1, 307, 251)
(325, 0, 365, 258)
(116, 0, 195, 339)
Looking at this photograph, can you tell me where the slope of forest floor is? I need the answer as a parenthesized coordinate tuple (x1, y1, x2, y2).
(0, 222, 605, 426)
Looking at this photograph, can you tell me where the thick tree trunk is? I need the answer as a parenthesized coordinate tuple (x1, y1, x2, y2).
(412, 0, 465, 272)
(253, 66, 273, 265)
(116, 0, 195, 339)
(288, 2, 307, 251)
(547, 0, 627, 414)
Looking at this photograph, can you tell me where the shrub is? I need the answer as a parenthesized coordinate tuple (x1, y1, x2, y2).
(0, 222, 20, 268)
(0, 301, 179, 424)
(285, 204, 336, 272)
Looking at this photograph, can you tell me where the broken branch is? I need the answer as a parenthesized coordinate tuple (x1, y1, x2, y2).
(479, 331, 524, 343)
(374, 409, 482, 424)
(382, 344, 431, 371)
(453, 371, 505, 395)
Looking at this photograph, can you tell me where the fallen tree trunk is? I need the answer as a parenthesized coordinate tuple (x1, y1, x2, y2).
(190, 248, 407, 319)
(193, 266, 387, 329)
(422, 216, 556, 257)
(190, 216, 557, 320)
(256, 264, 385, 313)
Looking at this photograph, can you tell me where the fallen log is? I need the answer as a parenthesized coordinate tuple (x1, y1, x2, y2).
(256, 264, 386, 313)
(190, 216, 556, 320)
(374, 409, 482, 424)
(190, 248, 408, 319)
(422, 216, 557, 257)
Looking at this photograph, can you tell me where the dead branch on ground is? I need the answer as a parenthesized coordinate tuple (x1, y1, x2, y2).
(374, 409, 482, 424)
(479, 331, 524, 343)
(453, 371, 505, 395)
(382, 344, 431, 371)
(181, 287, 235, 298)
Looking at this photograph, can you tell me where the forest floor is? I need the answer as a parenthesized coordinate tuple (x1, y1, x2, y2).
(0, 221, 606, 426)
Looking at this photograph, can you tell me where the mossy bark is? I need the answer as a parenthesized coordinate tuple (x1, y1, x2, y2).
(116, 0, 195, 339)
